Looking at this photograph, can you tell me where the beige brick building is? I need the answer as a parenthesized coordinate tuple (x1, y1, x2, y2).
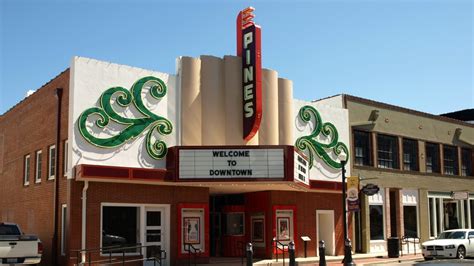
(315, 94, 474, 254)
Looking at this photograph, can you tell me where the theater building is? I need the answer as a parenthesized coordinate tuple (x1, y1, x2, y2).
(316, 95, 474, 254)
(0, 9, 357, 265)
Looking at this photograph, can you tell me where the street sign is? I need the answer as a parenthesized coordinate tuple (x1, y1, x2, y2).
(361, 184, 380, 196)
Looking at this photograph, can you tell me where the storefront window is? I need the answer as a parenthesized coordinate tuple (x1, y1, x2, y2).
(354, 130, 372, 166)
(402, 139, 418, 171)
(377, 134, 399, 169)
(429, 198, 436, 237)
(369, 205, 384, 240)
(426, 143, 440, 173)
(102, 206, 139, 251)
(471, 199, 474, 229)
(223, 213, 244, 236)
(403, 206, 417, 237)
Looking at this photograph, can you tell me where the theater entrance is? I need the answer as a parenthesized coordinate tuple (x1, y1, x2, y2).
(210, 194, 246, 257)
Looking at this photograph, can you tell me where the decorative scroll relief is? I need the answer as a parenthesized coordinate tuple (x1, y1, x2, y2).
(295, 105, 349, 169)
(78, 76, 173, 160)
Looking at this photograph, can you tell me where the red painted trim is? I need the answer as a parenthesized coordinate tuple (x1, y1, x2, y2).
(310, 180, 343, 191)
(236, 11, 242, 56)
(75, 164, 167, 181)
(177, 203, 209, 259)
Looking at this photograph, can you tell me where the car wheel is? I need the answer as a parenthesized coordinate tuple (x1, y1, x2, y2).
(424, 257, 433, 261)
(456, 246, 466, 260)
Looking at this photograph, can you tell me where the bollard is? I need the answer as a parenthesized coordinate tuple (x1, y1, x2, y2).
(319, 240, 326, 266)
(343, 239, 355, 266)
(246, 243, 253, 266)
(289, 241, 296, 266)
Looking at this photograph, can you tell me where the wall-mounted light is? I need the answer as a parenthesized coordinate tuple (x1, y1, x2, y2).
(351, 109, 379, 128)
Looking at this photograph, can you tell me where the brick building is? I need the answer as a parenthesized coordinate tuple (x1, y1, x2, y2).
(0, 50, 355, 265)
(312, 95, 474, 254)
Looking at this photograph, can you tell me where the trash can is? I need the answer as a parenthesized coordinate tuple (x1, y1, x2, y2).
(387, 237, 400, 258)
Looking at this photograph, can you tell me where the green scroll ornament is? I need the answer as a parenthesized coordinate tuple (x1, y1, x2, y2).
(295, 105, 349, 169)
(78, 76, 173, 160)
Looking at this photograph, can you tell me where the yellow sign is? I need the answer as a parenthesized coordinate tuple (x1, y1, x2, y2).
(347, 176, 360, 212)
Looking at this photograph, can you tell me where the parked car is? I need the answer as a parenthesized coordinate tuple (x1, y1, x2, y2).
(421, 229, 474, 260)
(0, 222, 42, 265)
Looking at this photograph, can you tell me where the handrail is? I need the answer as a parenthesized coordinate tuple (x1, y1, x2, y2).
(72, 243, 166, 266)
(273, 238, 289, 265)
(400, 236, 420, 256)
(237, 241, 246, 265)
(184, 243, 202, 266)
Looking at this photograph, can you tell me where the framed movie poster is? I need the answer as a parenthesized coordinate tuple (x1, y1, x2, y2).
(277, 217, 290, 241)
(251, 218, 264, 242)
(183, 217, 200, 244)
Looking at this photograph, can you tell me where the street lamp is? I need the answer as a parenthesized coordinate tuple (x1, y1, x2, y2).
(339, 151, 355, 266)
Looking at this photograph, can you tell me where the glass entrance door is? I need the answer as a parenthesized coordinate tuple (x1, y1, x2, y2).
(144, 208, 163, 266)
(444, 201, 460, 230)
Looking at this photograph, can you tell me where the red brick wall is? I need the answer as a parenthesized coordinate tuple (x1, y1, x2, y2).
(66, 181, 209, 266)
(0, 70, 70, 266)
(269, 190, 352, 257)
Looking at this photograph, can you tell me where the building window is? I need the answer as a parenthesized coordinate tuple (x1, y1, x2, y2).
(35, 150, 42, 183)
(48, 145, 56, 180)
(61, 204, 67, 256)
(443, 145, 458, 175)
(403, 206, 418, 237)
(377, 134, 399, 169)
(223, 213, 244, 236)
(24, 154, 30, 186)
(402, 139, 418, 171)
(63, 140, 68, 177)
(369, 205, 384, 240)
(102, 206, 139, 252)
(461, 148, 472, 177)
(354, 130, 372, 166)
(426, 143, 440, 173)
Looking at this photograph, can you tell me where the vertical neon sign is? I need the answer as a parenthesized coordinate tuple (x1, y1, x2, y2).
(237, 7, 262, 141)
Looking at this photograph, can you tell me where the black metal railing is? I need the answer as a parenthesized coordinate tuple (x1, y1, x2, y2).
(273, 238, 289, 265)
(237, 241, 246, 265)
(184, 243, 202, 266)
(72, 243, 166, 265)
(400, 236, 420, 256)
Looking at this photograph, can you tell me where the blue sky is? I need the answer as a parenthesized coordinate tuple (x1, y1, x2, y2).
(0, 0, 472, 115)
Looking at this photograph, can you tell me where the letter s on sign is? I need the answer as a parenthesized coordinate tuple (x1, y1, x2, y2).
(244, 102, 254, 118)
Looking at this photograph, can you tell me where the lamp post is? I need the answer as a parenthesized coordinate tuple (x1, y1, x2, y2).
(339, 151, 355, 266)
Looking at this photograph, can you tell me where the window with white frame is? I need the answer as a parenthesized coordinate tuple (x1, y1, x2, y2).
(61, 204, 67, 256)
(63, 140, 68, 177)
(35, 150, 42, 183)
(48, 145, 56, 180)
(402, 190, 418, 238)
(24, 154, 30, 186)
(369, 190, 384, 240)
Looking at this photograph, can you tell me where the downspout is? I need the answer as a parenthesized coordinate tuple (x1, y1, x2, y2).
(81, 181, 89, 263)
(52, 88, 63, 266)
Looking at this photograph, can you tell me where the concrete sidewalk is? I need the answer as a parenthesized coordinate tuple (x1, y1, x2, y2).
(203, 253, 424, 266)
(255, 253, 423, 265)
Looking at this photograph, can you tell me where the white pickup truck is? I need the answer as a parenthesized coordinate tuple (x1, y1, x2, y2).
(0, 223, 42, 265)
